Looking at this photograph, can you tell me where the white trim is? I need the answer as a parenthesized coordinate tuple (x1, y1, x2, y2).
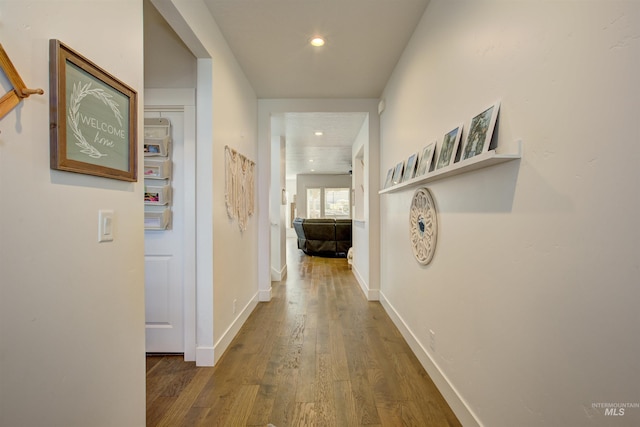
(379, 291, 482, 427)
(196, 346, 215, 367)
(182, 104, 197, 361)
(270, 263, 287, 281)
(258, 287, 272, 302)
(213, 293, 260, 364)
(144, 89, 197, 362)
(352, 265, 379, 301)
(148, 0, 216, 369)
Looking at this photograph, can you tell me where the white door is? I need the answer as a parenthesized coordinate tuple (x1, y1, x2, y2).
(144, 109, 185, 353)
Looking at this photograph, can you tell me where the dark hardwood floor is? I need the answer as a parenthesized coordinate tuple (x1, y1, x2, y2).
(146, 237, 461, 426)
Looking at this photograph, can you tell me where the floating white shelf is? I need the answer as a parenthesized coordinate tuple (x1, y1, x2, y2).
(379, 140, 522, 194)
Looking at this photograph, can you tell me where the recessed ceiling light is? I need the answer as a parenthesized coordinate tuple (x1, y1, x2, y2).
(314, 131, 323, 136)
(309, 159, 314, 162)
(310, 37, 325, 47)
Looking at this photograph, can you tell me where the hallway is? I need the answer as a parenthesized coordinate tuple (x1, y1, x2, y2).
(146, 238, 460, 426)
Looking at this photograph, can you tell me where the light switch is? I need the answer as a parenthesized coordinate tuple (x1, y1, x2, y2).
(98, 210, 114, 243)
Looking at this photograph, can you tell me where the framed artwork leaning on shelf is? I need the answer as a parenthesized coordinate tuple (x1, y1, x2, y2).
(384, 167, 394, 188)
(402, 152, 418, 182)
(435, 125, 463, 170)
(392, 161, 405, 185)
(416, 142, 436, 177)
(461, 100, 501, 161)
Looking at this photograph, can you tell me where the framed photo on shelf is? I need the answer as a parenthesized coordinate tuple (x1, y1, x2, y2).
(384, 167, 394, 188)
(435, 125, 463, 170)
(402, 152, 418, 182)
(392, 161, 405, 185)
(461, 101, 500, 161)
(416, 142, 436, 176)
(49, 39, 138, 181)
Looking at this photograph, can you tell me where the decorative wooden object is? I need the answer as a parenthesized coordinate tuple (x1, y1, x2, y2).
(409, 187, 438, 265)
(0, 44, 44, 120)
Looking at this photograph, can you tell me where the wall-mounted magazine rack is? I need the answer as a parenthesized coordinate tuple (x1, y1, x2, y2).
(143, 158, 171, 179)
(144, 136, 170, 157)
(144, 117, 171, 156)
(144, 117, 172, 229)
(144, 184, 171, 205)
(144, 208, 171, 230)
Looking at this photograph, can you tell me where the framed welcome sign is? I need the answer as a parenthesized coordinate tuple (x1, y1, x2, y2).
(49, 39, 137, 181)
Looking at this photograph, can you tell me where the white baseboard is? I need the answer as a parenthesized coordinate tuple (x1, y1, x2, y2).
(379, 292, 482, 427)
(270, 263, 287, 281)
(352, 265, 379, 301)
(258, 286, 272, 302)
(195, 346, 214, 367)
(213, 292, 259, 365)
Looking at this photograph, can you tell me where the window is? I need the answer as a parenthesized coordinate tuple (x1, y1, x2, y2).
(324, 188, 350, 219)
(306, 187, 351, 218)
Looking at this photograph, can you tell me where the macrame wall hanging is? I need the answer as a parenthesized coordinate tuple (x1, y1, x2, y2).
(224, 145, 255, 231)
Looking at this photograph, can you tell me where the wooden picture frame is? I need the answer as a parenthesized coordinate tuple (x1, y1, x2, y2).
(49, 39, 137, 181)
(435, 124, 463, 170)
(461, 101, 500, 161)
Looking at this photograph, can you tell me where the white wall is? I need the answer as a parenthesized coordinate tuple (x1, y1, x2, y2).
(0, 1, 145, 426)
(351, 118, 373, 298)
(147, 0, 258, 365)
(286, 177, 297, 228)
(144, 0, 197, 88)
(379, 1, 640, 426)
(270, 136, 287, 280)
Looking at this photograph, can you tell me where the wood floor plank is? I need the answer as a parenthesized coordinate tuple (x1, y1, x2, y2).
(376, 401, 403, 426)
(268, 368, 299, 427)
(246, 384, 277, 426)
(295, 325, 318, 402)
(177, 407, 210, 427)
(291, 401, 316, 427)
(333, 380, 359, 426)
(366, 328, 407, 403)
(156, 368, 212, 427)
(147, 237, 461, 427)
(314, 353, 337, 426)
(215, 384, 260, 426)
(393, 351, 462, 426)
(246, 337, 289, 425)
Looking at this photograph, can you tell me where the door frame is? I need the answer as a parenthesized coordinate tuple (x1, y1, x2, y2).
(144, 88, 196, 361)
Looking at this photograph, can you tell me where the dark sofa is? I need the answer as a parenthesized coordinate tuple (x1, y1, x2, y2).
(293, 218, 352, 257)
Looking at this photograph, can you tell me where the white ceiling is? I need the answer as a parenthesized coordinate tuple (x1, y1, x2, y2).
(201, 0, 430, 178)
(273, 112, 368, 178)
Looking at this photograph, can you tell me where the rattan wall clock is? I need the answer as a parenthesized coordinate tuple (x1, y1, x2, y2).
(409, 187, 438, 265)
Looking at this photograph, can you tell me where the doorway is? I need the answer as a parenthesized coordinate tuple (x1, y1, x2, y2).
(144, 89, 196, 360)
